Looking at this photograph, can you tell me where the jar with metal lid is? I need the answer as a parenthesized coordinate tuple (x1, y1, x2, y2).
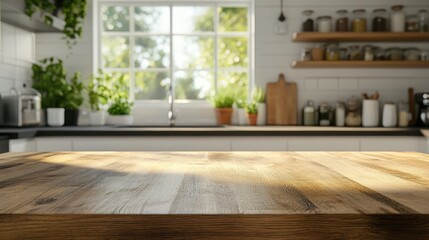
(406, 15, 420, 32)
(302, 10, 314, 32)
(391, 5, 405, 32)
(363, 45, 374, 61)
(404, 48, 420, 61)
(372, 9, 388, 32)
(311, 44, 326, 61)
(336, 10, 349, 32)
(348, 45, 362, 60)
(318, 103, 333, 126)
(302, 100, 316, 126)
(398, 102, 409, 127)
(317, 16, 332, 32)
(352, 9, 367, 32)
(421, 49, 429, 61)
(339, 48, 348, 60)
(345, 96, 362, 127)
(419, 10, 429, 32)
(386, 47, 403, 60)
(326, 43, 340, 61)
(301, 48, 312, 61)
(374, 47, 386, 60)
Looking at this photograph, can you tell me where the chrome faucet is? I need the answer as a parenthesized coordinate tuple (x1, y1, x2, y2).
(167, 83, 176, 127)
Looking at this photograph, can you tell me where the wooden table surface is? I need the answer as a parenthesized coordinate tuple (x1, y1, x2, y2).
(1, 151, 429, 239)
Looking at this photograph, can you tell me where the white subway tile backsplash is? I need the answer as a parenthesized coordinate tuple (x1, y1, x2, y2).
(318, 78, 338, 90)
(305, 79, 318, 90)
(339, 79, 359, 90)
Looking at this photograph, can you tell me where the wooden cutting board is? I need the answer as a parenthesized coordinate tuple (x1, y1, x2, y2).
(266, 74, 297, 125)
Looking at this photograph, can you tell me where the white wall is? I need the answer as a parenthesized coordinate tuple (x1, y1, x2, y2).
(0, 23, 35, 95)
(34, 0, 429, 124)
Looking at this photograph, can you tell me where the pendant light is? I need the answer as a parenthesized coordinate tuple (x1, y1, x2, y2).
(274, 0, 288, 34)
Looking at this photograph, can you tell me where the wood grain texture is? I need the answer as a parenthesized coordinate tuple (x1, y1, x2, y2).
(266, 74, 297, 125)
(292, 32, 429, 42)
(1, 151, 429, 239)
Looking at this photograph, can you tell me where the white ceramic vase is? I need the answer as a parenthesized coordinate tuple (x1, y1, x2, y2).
(382, 104, 398, 127)
(257, 103, 266, 126)
(238, 108, 247, 126)
(106, 115, 133, 126)
(362, 100, 379, 127)
(89, 111, 106, 126)
(47, 108, 65, 127)
(231, 106, 239, 125)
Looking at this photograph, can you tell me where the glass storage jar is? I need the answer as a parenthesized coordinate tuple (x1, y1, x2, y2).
(336, 10, 349, 32)
(302, 101, 316, 126)
(311, 44, 326, 61)
(404, 48, 420, 61)
(339, 48, 348, 60)
(326, 43, 340, 61)
(317, 16, 332, 32)
(363, 45, 374, 61)
(419, 9, 429, 32)
(302, 10, 314, 32)
(372, 9, 388, 32)
(374, 47, 386, 60)
(391, 5, 405, 32)
(301, 48, 312, 61)
(352, 9, 367, 32)
(348, 45, 362, 60)
(386, 47, 403, 60)
(420, 49, 429, 61)
(406, 15, 420, 32)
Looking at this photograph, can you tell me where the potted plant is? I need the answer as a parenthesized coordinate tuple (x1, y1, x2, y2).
(246, 101, 258, 126)
(32, 58, 67, 127)
(61, 73, 83, 126)
(212, 88, 235, 125)
(32, 57, 83, 127)
(25, 0, 87, 48)
(87, 71, 112, 126)
(254, 87, 266, 125)
(106, 75, 134, 126)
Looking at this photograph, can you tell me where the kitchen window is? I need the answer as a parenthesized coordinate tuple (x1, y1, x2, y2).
(95, 1, 253, 102)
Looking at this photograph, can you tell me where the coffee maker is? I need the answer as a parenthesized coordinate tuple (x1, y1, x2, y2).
(415, 92, 429, 126)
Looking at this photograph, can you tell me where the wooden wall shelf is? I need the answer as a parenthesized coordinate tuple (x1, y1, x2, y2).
(291, 61, 429, 68)
(293, 32, 429, 42)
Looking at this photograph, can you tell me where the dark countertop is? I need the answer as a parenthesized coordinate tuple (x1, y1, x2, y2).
(0, 126, 426, 139)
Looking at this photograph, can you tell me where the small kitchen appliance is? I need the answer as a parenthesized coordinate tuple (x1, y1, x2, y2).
(415, 92, 429, 126)
(2, 88, 42, 127)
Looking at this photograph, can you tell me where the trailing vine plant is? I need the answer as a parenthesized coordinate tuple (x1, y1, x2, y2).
(25, 0, 87, 48)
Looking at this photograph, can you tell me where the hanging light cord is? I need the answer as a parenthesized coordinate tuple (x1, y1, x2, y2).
(279, 0, 286, 22)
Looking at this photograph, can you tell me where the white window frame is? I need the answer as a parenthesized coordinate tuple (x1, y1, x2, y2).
(93, 0, 255, 105)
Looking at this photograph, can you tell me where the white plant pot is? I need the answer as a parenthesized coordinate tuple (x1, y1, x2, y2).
(47, 108, 65, 127)
(238, 108, 248, 126)
(231, 106, 239, 125)
(107, 115, 133, 126)
(257, 103, 266, 126)
(89, 111, 106, 126)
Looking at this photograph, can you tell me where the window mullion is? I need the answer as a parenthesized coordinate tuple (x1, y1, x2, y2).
(169, 5, 174, 102)
(129, 4, 136, 102)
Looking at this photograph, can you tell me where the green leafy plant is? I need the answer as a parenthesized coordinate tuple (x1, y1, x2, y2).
(32, 57, 83, 109)
(253, 87, 265, 103)
(212, 87, 236, 108)
(246, 101, 258, 115)
(25, 0, 87, 47)
(107, 74, 133, 116)
(87, 70, 113, 111)
(234, 87, 247, 109)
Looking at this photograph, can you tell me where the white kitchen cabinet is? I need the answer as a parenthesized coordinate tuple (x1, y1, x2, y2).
(360, 137, 425, 152)
(230, 137, 287, 151)
(36, 137, 73, 151)
(71, 137, 231, 151)
(287, 137, 360, 151)
(9, 139, 36, 152)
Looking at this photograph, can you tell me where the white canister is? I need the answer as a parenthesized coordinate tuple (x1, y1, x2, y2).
(382, 103, 398, 127)
(362, 99, 379, 127)
(238, 108, 247, 126)
(257, 103, 266, 126)
(231, 106, 240, 125)
(106, 115, 133, 126)
(391, 5, 405, 32)
(317, 16, 333, 32)
(47, 108, 65, 127)
(335, 102, 346, 127)
(89, 111, 106, 126)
